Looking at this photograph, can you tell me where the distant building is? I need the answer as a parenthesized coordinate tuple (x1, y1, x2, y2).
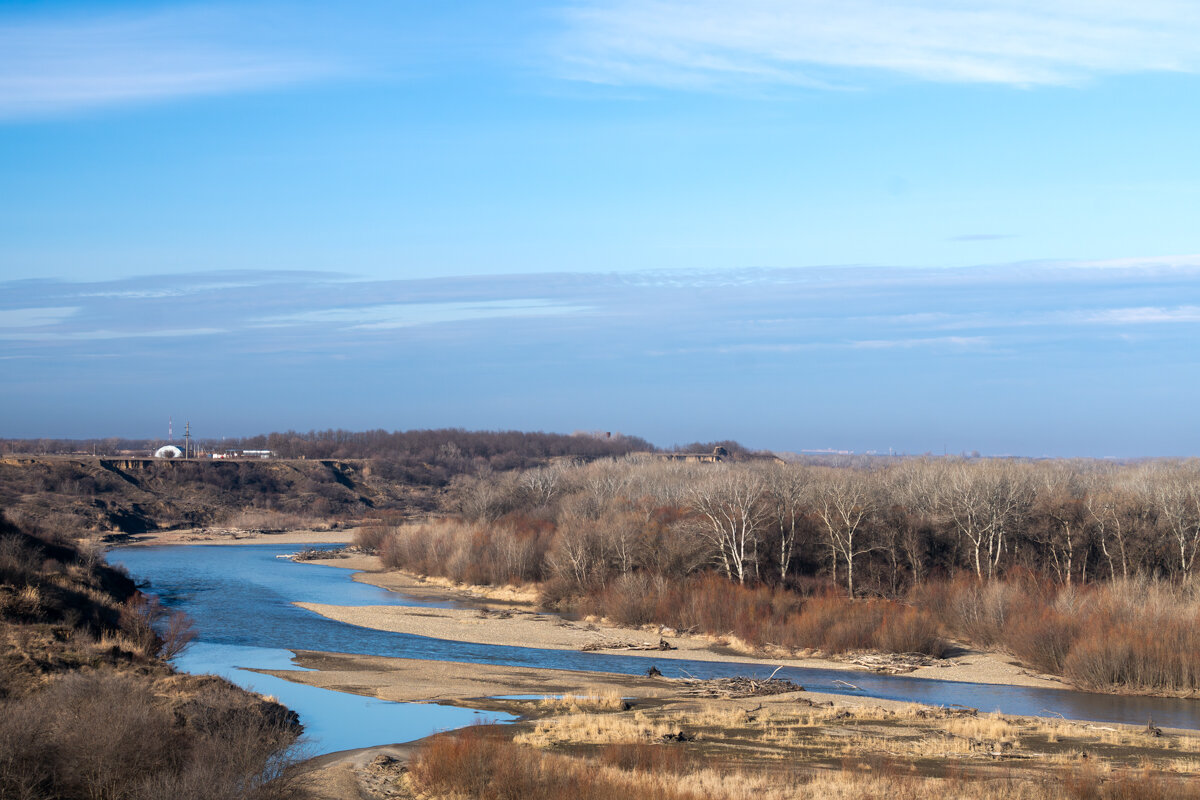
(154, 445, 184, 459)
(211, 449, 273, 459)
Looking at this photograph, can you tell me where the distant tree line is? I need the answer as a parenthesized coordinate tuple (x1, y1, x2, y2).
(1, 429, 659, 485)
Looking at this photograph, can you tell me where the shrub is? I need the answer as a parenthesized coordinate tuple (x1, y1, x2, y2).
(1002, 607, 1080, 675)
(875, 607, 948, 657)
(0, 671, 303, 800)
(352, 524, 390, 554)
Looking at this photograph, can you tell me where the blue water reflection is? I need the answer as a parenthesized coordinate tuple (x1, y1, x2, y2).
(177, 641, 506, 754)
(111, 544, 1200, 732)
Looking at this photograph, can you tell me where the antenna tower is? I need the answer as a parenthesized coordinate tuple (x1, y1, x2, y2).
(169, 417, 173, 443)
(184, 421, 191, 459)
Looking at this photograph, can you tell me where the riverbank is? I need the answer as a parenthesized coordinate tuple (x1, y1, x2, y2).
(113, 527, 361, 546)
(300, 554, 1065, 691)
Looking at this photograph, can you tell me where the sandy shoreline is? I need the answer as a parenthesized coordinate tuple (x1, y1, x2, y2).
(298, 554, 1064, 691)
(111, 528, 360, 546)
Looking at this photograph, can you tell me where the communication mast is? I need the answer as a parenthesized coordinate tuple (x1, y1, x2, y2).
(184, 421, 192, 459)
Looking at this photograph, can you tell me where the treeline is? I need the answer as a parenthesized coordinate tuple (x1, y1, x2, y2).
(0, 510, 305, 798)
(428, 457, 1200, 592)
(367, 457, 1200, 693)
(4, 427, 653, 463)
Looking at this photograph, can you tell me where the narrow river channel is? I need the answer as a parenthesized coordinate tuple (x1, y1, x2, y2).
(110, 543, 1200, 753)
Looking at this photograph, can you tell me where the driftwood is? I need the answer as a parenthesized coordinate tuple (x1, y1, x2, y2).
(582, 638, 677, 652)
(913, 705, 979, 719)
(676, 675, 805, 698)
(836, 652, 948, 674)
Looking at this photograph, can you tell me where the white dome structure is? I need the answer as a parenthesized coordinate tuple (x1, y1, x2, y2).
(154, 445, 184, 459)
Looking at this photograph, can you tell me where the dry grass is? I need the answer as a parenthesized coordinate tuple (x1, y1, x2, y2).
(538, 689, 627, 713)
(413, 720, 1200, 800)
(516, 709, 673, 747)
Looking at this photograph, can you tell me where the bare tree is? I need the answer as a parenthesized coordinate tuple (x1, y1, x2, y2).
(1084, 468, 1148, 581)
(520, 464, 566, 508)
(941, 460, 1029, 580)
(1034, 464, 1089, 585)
(547, 514, 605, 589)
(888, 458, 945, 585)
(688, 468, 769, 585)
(811, 468, 877, 597)
(1149, 460, 1200, 579)
(763, 463, 810, 582)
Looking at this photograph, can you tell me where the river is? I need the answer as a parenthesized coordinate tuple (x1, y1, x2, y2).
(109, 543, 1200, 753)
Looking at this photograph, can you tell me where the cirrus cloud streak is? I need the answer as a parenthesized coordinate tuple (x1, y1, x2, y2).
(554, 0, 1200, 88)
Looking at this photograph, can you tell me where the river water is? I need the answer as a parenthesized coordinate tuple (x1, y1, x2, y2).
(109, 543, 1200, 752)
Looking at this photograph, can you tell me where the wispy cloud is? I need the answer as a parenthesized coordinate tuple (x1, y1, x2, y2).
(1078, 306, 1200, 325)
(554, 1, 1200, 89)
(0, 6, 337, 119)
(4, 257, 1200, 356)
(254, 299, 590, 330)
(0, 306, 78, 327)
(0, 327, 228, 342)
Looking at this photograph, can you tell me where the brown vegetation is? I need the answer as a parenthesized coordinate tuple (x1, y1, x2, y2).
(0, 671, 302, 800)
(576, 573, 947, 657)
(0, 510, 305, 799)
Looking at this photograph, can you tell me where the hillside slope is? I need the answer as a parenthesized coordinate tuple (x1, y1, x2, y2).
(0, 457, 438, 536)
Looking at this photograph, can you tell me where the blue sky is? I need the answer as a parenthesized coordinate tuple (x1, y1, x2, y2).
(2, 1, 1199, 455)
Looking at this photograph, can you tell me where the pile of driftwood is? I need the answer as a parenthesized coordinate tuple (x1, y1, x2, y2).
(835, 652, 949, 674)
(581, 638, 677, 652)
(289, 545, 367, 561)
(675, 675, 805, 698)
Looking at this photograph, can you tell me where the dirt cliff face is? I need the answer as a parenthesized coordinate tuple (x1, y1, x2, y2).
(0, 457, 440, 536)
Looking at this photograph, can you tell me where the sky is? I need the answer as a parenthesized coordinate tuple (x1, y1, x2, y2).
(2, 1, 1200, 456)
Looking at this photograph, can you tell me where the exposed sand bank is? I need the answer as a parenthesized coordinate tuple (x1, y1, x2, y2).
(115, 528, 360, 546)
(258, 651, 679, 707)
(298, 555, 1064, 691)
